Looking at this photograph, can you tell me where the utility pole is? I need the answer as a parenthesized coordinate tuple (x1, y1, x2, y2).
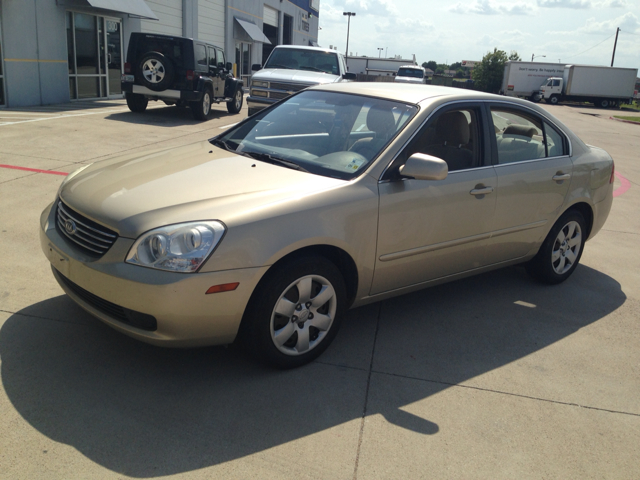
(377, 48, 383, 58)
(611, 27, 620, 67)
(343, 12, 356, 63)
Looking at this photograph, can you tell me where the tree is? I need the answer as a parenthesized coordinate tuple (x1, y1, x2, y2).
(472, 48, 509, 93)
(450, 61, 462, 70)
(435, 67, 445, 75)
(422, 60, 437, 72)
(456, 69, 465, 78)
(509, 51, 522, 61)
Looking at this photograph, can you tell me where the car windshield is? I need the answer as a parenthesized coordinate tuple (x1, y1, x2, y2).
(264, 49, 340, 75)
(398, 68, 424, 78)
(213, 90, 417, 180)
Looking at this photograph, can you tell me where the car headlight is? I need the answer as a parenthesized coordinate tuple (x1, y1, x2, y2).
(252, 80, 268, 88)
(125, 221, 226, 273)
(57, 163, 92, 196)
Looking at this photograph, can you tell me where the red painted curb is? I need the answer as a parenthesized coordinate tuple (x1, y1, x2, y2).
(609, 116, 640, 126)
(0, 164, 68, 176)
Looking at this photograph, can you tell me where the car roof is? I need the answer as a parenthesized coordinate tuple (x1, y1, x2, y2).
(307, 83, 501, 105)
(272, 45, 339, 55)
(398, 65, 424, 70)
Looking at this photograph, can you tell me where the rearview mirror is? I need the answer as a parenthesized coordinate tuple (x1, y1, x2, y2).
(399, 153, 448, 181)
(252, 64, 262, 71)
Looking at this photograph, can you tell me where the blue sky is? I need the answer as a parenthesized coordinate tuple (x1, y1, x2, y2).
(317, 0, 640, 69)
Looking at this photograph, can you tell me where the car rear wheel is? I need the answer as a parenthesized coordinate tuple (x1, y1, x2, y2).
(191, 88, 212, 121)
(526, 210, 586, 284)
(240, 256, 346, 368)
(227, 88, 243, 114)
(125, 92, 148, 113)
(138, 52, 174, 91)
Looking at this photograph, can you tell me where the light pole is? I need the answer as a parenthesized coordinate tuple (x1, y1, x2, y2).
(531, 53, 546, 62)
(377, 47, 383, 58)
(343, 12, 356, 61)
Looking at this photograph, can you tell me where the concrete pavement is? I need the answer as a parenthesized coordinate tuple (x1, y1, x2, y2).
(0, 99, 639, 479)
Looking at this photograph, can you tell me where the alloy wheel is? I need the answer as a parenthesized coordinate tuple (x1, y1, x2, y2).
(551, 220, 582, 275)
(142, 59, 165, 84)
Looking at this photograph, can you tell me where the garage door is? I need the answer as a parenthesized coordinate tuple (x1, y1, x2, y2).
(198, 0, 225, 46)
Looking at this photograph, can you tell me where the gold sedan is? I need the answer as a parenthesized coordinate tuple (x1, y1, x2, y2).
(40, 83, 614, 368)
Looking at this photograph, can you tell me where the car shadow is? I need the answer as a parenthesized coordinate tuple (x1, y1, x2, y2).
(105, 103, 244, 127)
(0, 264, 625, 477)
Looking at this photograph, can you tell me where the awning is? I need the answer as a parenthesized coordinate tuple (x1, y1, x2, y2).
(86, 0, 158, 20)
(235, 18, 271, 44)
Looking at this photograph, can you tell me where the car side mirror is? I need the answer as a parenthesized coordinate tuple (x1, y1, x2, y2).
(399, 153, 448, 181)
(226, 62, 233, 71)
(342, 72, 357, 80)
(252, 64, 262, 71)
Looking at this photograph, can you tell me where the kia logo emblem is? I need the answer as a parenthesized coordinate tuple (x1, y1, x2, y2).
(64, 219, 77, 235)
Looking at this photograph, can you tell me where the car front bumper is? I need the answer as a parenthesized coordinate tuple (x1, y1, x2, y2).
(40, 201, 268, 347)
(247, 96, 276, 112)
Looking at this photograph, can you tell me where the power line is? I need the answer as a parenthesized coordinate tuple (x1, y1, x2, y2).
(562, 33, 615, 60)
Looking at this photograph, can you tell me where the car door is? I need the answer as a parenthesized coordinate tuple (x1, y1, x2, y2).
(484, 103, 573, 264)
(372, 103, 498, 295)
(208, 47, 223, 97)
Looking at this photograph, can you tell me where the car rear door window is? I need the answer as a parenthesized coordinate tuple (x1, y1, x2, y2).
(544, 122, 567, 157)
(195, 44, 207, 70)
(490, 108, 546, 164)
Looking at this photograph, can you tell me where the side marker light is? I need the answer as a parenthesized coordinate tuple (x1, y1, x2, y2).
(206, 283, 240, 294)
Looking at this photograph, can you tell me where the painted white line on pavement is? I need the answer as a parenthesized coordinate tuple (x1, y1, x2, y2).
(0, 108, 132, 126)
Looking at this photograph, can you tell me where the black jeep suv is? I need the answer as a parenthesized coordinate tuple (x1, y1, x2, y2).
(122, 33, 244, 120)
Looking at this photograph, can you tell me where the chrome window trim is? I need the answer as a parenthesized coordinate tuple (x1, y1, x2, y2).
(493, 154, 572, 169)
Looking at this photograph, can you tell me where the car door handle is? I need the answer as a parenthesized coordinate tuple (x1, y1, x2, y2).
(469, 186, 494, 196)
(552, 173, 571, 182)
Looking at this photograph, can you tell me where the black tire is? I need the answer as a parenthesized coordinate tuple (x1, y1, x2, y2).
(138, 52, 174, 92)
(125, 92, 148, 113)
(526, 210, 587, 285)
(548, 95, 559, 105)
(226, 88, 243, 114)
(190, 88, 212, 121)
(239, 256, 347, 368)
(597, 98, 610, 108)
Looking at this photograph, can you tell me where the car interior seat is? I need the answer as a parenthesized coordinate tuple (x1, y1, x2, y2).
(496, 124, 544, 163)
(348, 105, 397, 159)
(423, 111, 474, 171)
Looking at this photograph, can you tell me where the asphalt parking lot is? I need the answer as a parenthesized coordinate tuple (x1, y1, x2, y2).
(0, 97, 639, 479)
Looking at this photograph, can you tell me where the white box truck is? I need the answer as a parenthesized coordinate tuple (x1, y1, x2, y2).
(539, 64, 638, 108)
(501, 61, 565, 101)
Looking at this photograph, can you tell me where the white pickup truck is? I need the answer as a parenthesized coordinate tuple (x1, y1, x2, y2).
(247, 45, 356, 116)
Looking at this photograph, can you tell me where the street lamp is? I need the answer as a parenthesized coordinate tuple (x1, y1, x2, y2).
(377, 47, 383, 58)
(531, 53, 546, 62)
(343, 12, 356, 61)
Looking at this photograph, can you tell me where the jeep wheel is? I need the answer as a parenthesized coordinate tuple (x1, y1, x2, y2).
(227, 88, 243, 114)
(191, 88, 212, 121)
(138, 52, 174, 92)
(125, 92, 148, 113)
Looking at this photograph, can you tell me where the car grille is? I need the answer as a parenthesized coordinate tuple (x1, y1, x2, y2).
(268, 82, 307, 92)
(56, 201, 117, 257)
(269, 91, 290, 100)
(56, 270, 157, 331)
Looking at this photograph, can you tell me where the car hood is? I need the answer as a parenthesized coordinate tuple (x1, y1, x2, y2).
(252, 69, 342, 85)
(59, 141, 346, 238)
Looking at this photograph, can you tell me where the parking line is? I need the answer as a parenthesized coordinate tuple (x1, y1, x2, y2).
(0, 164, 68, 176)
(613, 172, 631, 198)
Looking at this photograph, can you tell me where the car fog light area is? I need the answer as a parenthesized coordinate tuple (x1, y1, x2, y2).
(125, 221, 226, 273)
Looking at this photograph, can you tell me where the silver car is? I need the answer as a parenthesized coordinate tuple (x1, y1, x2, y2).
(40, 83, 614, 368)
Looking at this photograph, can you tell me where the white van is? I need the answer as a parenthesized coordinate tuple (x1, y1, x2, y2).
(394, 65, 426, 84)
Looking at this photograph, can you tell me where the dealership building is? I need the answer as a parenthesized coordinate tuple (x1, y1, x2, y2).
(0, 0, 319, 107)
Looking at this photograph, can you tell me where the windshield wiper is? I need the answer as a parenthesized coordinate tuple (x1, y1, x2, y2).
(267, 64, 292, 69)
(210, 138, 236, 153)
(241, 152, 310, 173)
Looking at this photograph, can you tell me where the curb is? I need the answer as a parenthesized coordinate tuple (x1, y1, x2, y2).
(610, 116, 640, 125)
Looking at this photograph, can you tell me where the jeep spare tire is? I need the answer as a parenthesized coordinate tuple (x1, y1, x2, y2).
(138, 52, 174, 91)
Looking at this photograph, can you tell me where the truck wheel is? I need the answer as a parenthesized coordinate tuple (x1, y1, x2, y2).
(125, 92, 148, 113)
(549, 95, 559, 105)
(190, 88, 212, 121)
(597, 99, 610, 108)
(138, 52, 174, 92)
(226, 88, 243, 114)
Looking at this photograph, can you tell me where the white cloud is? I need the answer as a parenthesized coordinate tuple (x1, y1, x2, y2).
(597, 0, 630, 6)
(450, 0, 534, 15)
(538, 0, 592, 8)
(579, 11, 640, 33)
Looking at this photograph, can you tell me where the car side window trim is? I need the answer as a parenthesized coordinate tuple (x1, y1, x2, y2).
(379, 100, 491, 182)
(485, 100, 572, 158)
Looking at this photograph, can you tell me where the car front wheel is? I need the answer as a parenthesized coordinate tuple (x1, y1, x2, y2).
(526, 210, 586, 284)
(191, 88, 212, 121)
(227, 88, 243, 114)
(240, 256, 346, 368)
